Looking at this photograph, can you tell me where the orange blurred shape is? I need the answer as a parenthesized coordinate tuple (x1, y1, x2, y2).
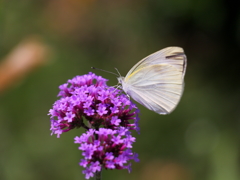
(140, 160, 193, 180)
(0, 36, 49, 93)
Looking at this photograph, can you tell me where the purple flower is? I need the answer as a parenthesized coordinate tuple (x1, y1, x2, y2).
(49, 72, 140, 137)
(90, 161, 101, 173)
(84, 107, 95, 116)
(64, 112, 75, 122)
(105, 152, 114, 160)
(82, 167, 94, 179)
(111, 116, 121, 126)
(79, 159, 88, 168)
(105, 160, 115, 169)
(49, 72, 140, 179)
(75, 127, 139, 179)
(96, 103, 108, 116)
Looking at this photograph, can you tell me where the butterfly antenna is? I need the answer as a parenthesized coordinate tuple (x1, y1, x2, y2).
(114, 68, 122, 77)
(91, 67, 118, 76)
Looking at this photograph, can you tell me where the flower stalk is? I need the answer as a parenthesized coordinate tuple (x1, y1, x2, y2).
(95, 170, 101, 180)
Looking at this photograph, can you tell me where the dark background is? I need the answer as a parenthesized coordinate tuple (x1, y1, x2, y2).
(1, 0, 240, 180)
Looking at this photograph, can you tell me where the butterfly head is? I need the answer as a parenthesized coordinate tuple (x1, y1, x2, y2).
(117, 76, 124, 85)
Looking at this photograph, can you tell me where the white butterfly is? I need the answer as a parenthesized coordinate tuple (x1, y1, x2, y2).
(118, 47, 187, 115)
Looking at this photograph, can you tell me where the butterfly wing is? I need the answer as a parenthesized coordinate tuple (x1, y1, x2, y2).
(122, 47, 186, 114)
(125, 47, 186, 81)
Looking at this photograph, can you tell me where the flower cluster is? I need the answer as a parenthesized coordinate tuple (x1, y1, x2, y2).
(48, 72, 140, 179)
(74, 127, 139, 179)
(49, 72, 140, 138)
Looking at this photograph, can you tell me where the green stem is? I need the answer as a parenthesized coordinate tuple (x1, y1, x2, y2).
(94, 130, 101, 180)
(95, 170, 101, 180)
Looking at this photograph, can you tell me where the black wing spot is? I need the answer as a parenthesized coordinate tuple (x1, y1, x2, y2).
(166, 53, 185, 59)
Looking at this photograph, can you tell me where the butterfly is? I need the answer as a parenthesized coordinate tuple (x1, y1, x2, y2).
(117, 47, 187, 115)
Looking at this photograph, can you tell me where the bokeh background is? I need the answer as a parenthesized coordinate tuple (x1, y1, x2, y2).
(1, 0, 240, 180)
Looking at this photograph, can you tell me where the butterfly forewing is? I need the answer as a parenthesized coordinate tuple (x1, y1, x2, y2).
(125, 47, 186, 81)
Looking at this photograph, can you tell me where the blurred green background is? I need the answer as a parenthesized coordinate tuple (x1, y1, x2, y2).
(1, 0, 240, 180)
